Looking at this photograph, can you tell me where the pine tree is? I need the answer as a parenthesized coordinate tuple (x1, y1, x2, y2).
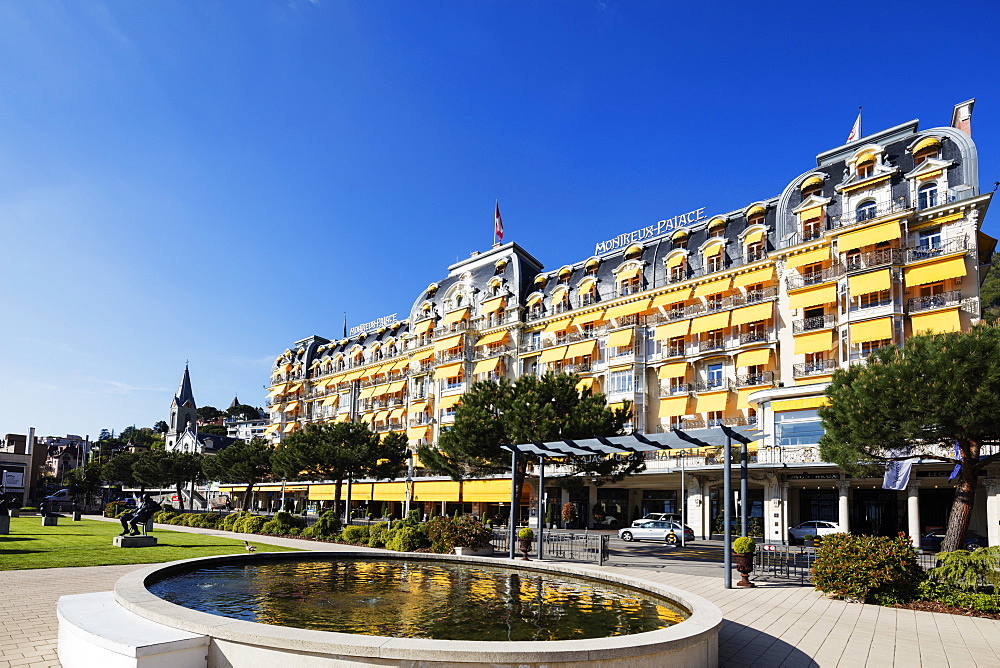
(203, 438, 274, 511)
(819, 322, 1000, 552)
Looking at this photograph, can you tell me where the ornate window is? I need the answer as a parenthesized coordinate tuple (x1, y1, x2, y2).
(856, 200, 877, 222)
(918, 183, 938, 210)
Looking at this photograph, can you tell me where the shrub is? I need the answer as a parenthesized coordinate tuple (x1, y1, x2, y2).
(518, 527, 535, 541)
(261, 511, 307, 536)
(916, 580, 1000, 612)
(426, 517, 492, 553)
(153, 510, 177, 524)
(199, 513, 221, 527)
(341, 525, 371, 544)
(732, 537, 756, 554)
(234, 515, 267, 534)
(218, 511, 247, 531)
(927, 547, 1000, 591)
(811, 533, 924, 602)
(104, 501, 127, 518)
(160, 503, 175, 513)
(404, 509, 422, 526)
(310, 510, 343, 539)
(561, 502, 576, 525)
(368, 522, 390, 548)
(386, 525, 427, 552)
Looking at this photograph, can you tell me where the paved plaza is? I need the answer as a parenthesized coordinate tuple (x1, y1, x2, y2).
(2, 518, 1000, 667)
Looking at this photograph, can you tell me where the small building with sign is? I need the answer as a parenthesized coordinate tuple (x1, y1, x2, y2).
(259, 100, 998, 546)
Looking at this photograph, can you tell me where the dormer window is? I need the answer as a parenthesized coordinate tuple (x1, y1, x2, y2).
(624, 244, 643, 260)
(671, 230, 689, 250)
(857, 159, 875, 179)
(912, 136, 942, 166)
(669, 260, 686, 283)
(745, 241, 764, 262)
(803, 217, 823, 242)
(800, 176, 823, 200)
(585, 259, 599, 275)
(708, 222, 726, 238)
(856, 200, 877, 222)
(918, 183, 938, 210)
(706, 253, 723, 273)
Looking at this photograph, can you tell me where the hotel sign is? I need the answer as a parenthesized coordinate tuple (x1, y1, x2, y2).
(350, 313, 398, 336)
(594, 207, 708, 256)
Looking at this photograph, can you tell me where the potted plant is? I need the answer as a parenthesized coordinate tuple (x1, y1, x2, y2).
(732, 536, 756, 588)
(561, 502, 577, 529)
(803, 534, 815, 547)
(517, 527, 534, 560)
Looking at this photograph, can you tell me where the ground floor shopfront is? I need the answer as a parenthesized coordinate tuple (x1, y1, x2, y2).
(218, 461, 1000, 548)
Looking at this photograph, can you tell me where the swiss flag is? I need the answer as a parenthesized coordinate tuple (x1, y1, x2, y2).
(495, 201, 504, 241)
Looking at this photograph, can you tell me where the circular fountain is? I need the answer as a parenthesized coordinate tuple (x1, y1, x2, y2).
(110, 551, 722, 667)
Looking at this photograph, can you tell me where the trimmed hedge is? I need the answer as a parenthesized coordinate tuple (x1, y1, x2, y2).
(386, 525, 427, 552)
(811, 533, 924, 602)
(340, 525, 371, 544)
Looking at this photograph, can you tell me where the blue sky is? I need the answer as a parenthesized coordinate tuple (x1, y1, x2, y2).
(1, 1, 998, 440)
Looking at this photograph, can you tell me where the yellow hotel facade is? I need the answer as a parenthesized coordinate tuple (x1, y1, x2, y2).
(253, 100, 999, 545)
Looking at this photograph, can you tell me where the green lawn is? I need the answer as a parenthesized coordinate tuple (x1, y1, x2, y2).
(0, 516, 299, 570)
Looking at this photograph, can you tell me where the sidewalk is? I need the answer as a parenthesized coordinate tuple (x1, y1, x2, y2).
(2, 516, 999, 667)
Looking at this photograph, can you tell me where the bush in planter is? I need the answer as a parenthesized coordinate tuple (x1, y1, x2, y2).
(811, 533, 923, 602)
(235, 514, 267, 534)
(518, 527, 535, 541)
(561, 502, 576, 527)
(732, 536, 756, 554)
(310, 510, 343, 539)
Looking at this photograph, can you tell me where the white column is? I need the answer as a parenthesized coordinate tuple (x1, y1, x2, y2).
(587, 484, 598, 529)
(684, 475, 704, 538)
(780, 482, 790, 543)
(984, 478, 1000, 547)
(907, 479, 921, 549)
(837, 481, 851, 534)
(765, 476, 782, 544)
(701, 479, 713, 539)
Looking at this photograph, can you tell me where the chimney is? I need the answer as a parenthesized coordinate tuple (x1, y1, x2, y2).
(951, 99, 975, 136)
(25, 427, 35, 455)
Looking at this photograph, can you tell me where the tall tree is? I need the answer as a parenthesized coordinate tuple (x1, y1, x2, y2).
(203, 438, 273, 511)
(197, 406, 224, 423)
(819, 323, 1000, 553)
(161, 451, 205, 511)
(226, 404, 262, 421)
(416, 373, 639, 522)
(64, 461, 104, 505)
(153, 420, 169, 434)
(132, 450, 170, 492)
(272, 422, 408, 517)
(101, 452, 139, 490)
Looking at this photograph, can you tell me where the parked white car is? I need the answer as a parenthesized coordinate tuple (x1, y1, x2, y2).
(787, 520, 843, 543)
(619, 520, 695, 543)
(631, 512, 680, 527)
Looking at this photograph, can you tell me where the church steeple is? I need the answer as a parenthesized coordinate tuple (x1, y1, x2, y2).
(175, 364, 196, 408)
(165, 364, 198, 451)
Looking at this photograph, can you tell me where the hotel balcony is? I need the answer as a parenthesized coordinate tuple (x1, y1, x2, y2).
(831, 196, 909, 230)
(904, 235, 969, 263)
(659, 382, 692, 396)
(474, 346, 513, 360)
(786, 265, 845, 291)
(735, 371, 774, 387)
(695, 379, 733, 393)
(698, 338, 726, 353)
(792, 313, 837, 334)
(793, 358, 838, 378)
(738, 330, 772, 345)
(844, 248, 905, 272)
(907, 289, 963, 313)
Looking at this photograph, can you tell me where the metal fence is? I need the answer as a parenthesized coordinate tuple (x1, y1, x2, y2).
(752, 545, 819, 583)
(491, 531, 611, 565)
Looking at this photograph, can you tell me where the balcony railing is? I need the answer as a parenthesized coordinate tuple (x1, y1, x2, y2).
(907, 290, 963, 313)
(695, 379, 733, 393)
(792, 358, 838, 377)
(698, 338, 726, 353)
(474, 346, 513, 360)
(560, 361, 593, 374)
(792, 313, 837, 333)
(739, 331, 770, 344)
(832, 196, 909, 230)
(665, 345, 686, 357)
(844, 247, 904, 272)
(733, 286, 778, 306)
(435, 350, 465, 364)
(905, 235, 969, 263)
(743, 249, 768, 263)
(659, 382, 692, 396)
(786, 264, 845, 290)
(735, 371, 774, 387)
(850, 297, 894, 312)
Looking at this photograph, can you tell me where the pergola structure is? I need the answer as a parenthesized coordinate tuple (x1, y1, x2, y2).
(502, 424, 758, 588)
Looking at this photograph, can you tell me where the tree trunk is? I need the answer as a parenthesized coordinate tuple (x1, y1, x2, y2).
(242, 482, 255, 511)
(941, 440, 979, 553)
(334, 479, 343, 519)
(511, 460, 529, 527)
(175, 483, 185, 511)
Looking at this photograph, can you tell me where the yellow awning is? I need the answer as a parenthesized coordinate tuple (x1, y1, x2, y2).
(773, 396, 829, 412)
(543, 318, 572, 333)
(282, 401, 300, 412)
(283, 422, 298, 433)
(342, 369, 364, 382)
(851, 317, 894, 343)
(800, 175, 824, 190)
(659, 396, 690, 418)
(433, 334, 464, 352)
(736, 388, 758, 410)
(476, 330, 509, 347)
(413, 318, 435, 334)
(788, 284, 837, 310)
(666, 253, 686, 268)
(692, 278, 731, 298)
(374, 410, 390, 422)
(571, 310, 605, 326)
(263, 424, 279, 435)
(848, 269, 891, 295)
(321, 396, 339, 406)
(701, 240, 724, 258)
(912, 136, 942, 154)
(744, 229, 765, 245)
(285, 382, 302, 393)
(837, 220, 901, 252)
(389, 407, 405, 420)
(606, 328, 634, 348)
(565, 340, 598, 358)
(267, 383, 287, 397)
(696, 392, 729, 413)
(440, 308, 469, 326)
(371, 481, 408, 502)
(690, 311, 730, 334)
(651, 289, 691, 308)
(463, 479, 531, 503)
(617, 265, 642, 280)
(433, 363, 464, 380)
(386, 380, 406, 393)
(786, 247, 830, 269)
(411, 349, 434, 362)
(604, 299, 651, 320)
(731, 302, 772, 326)
(472, 357, 502, 374)
(413, 480, 461, 502)
(358, 386, 376, 399)
(390, 359, 410, 371)
(733, 266, 774, 287)
(607, 402, 632, 418)
(407, 426, 430, 441)
(911, 308, 961, 334)
(735, 348, 771, 367)
(539, 346, 568, 363)
(576, 377, 596, 392)
(798, 206, 824, 221)
(480, 296, 505, 313)
(576, 279, 596, 296)
(658, 361, 688, 379)
(794, 330, 834, 355)
(438, 393, 461, 410)
(409, 401, 428, 413)
(655, 320, 691, 340)
(904, 256, 967, 287)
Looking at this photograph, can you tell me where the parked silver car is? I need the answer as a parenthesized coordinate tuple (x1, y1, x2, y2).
(631, 512, 681, 527)
(619, 520, 695, 543)
(787, 520, 843, 543)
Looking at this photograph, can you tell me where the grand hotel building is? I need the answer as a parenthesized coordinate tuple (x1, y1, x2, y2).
(255, 100, 998, 545)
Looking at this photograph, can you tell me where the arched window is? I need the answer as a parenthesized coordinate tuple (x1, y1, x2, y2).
(856, 200, 877, 222)
(918, 183, 938, 210)
(912, 137, 941, 166)
(800, 176, 823, 200)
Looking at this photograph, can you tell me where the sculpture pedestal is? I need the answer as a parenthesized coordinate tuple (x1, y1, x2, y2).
(114, 535, 157, 548)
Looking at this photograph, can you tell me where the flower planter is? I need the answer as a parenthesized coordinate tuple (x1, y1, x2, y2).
(517, 538, 532, 561)
(732, 552, 755, 588)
